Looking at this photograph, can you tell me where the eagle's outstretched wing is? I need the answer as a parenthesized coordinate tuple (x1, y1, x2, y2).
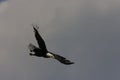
(47, 52, 74, 65)
(32, 24, 47, 52)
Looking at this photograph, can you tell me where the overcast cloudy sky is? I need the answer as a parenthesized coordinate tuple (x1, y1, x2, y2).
(0, 0, 120, 80)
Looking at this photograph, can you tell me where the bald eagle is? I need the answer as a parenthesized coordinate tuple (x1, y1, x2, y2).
(28, 24, 74, 65)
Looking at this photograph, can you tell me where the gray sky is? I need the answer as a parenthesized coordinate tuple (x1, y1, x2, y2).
(0, 0, 120, 80)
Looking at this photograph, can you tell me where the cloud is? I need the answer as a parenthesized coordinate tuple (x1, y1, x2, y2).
(0, 0, 120, 80)
(0, 0, 7, 3)
(0, 0, 8, 15)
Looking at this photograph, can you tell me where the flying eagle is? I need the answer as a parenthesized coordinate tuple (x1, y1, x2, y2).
(28, 24, 74, 65)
